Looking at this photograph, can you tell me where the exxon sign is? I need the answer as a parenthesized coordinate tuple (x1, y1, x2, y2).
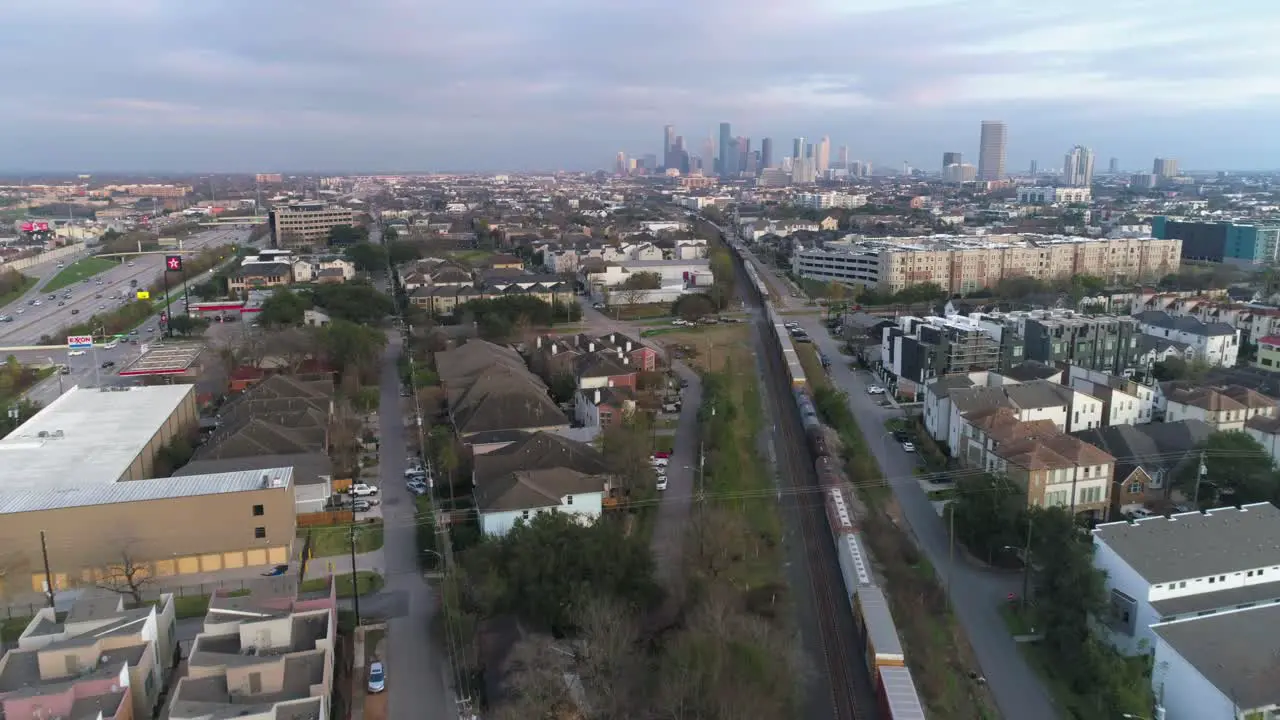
(66, 335, 93, 350)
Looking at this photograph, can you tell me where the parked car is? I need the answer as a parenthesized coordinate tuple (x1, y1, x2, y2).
(650, 454, 669, 467)
(100, 361, 115, 369)
(1128, 507, 1154, 519)
(68, 350, 86, 357)
(349, 483, 379, 497)
(901, 441, 916, 453)
(892, 430, 912, 443)
(367, 662, 386, 693)
(406, 481, 429, 495)
(866, 385, 886, 395)
(354, 500, 373, 512)
(662, 402, 681, 413)
(404, 466, 426, 478)
(592, 303, 605, 310)
(261, 564, 289, 577)
(656, 476, 668, 491)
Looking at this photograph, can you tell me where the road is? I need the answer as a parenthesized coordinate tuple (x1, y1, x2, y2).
(377, 332, 457, 720)
(0, 226, 249, 346)
(793, 312, 1058, 719)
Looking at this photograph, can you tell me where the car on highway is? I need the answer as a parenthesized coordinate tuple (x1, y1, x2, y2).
(14, 309, 23, 315)
(867, 385, 886, 395)
(47, 294, 56, 300)
(32, 300, 41, 306)
(95, 294, 102, 298)
(98, 304, 107, 310)
(100, 361, 115, 369)
(70, 309, 79, 315)
(367, 662, 386, 693)
(68, 350, 86, 357)
(57, 301, 65, 306)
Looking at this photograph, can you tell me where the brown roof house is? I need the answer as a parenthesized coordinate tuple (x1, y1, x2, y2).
(991, 429, 1117, 519)
(436, 340, 569, 449)
(472, 432, 612, 536)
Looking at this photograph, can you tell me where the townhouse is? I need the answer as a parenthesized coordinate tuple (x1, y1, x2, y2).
(1133, 310, 1239, 367)
(1077, 420, 1214, 518)
(1158, 382, 1277, 429)
(435, 340, 570, 448)
(471, 432, 613, 536)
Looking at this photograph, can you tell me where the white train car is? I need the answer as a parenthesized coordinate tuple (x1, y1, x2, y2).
(854, 585, 907, 675)
(826, 488, 874, 594)
(877, 665, 928, 720)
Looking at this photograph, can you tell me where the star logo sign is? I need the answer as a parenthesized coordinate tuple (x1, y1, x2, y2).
(166, 256, 182, 271)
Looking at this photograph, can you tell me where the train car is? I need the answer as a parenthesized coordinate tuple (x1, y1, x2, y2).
(807, 424, 830, 457)
(796, 390, 820, 430)
(824, 487, 855, 534)
(876, 665, 928, 720)
(814, 455, 845, 492)
(853, 585, 906, 676)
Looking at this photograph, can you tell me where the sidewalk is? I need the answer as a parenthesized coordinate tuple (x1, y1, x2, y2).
(305, 551, 385, 580)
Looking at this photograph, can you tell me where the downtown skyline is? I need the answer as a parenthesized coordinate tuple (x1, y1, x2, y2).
(3, 1, 1280, 173)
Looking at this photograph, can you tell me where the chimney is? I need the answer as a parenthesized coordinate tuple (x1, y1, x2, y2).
(588, 341, 595, 352)
(594, 388, 601, 405)
(536, 335, 543, 349)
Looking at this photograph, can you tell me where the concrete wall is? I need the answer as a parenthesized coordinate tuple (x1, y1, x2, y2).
(1, 244, 81, 273)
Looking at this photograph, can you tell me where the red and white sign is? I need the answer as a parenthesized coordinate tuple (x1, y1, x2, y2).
(166, 256, 183, 271)
(66, 335, 93, 349)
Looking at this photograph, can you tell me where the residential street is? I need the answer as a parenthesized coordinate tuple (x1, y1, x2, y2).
(793, 313, 1059, 720)
(376, 332, 457, 720)
(647, 361, 701, 596)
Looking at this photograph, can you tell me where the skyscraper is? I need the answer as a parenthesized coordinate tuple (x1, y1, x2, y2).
(615, 151, 627, 176)
(1030, 160, 1038, 176)
(837, 145, 849, 168)
(805, 143, 814, 159)
(793, 137, 805, 159)
(760, 138, 774, 171)
(817, 136, 831, 175)
(737, 137, 751, 176)
(718, 123, 732, 177)
(663, 125, 675, 169)
(724, 137, 740, 176)
(1109, 157, 1119, 174)
(978, 121, 1007, 181)
(702, 137, 716, 175)
(1062, 145, 1095, 187)
(943, 152, 962, 169)
(1153, 157, 1178, 179)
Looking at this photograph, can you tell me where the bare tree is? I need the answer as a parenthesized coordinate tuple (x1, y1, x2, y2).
(490, 635, 574, 720)
(266, 327, 318, 373)
(97, 546, 153, 605)
(572, 596, 642, 720)
(685, 507, 750, 582)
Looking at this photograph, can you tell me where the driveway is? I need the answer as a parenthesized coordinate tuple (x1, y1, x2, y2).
(375, 332, 457, 720)
(794, 315, 1057, 719)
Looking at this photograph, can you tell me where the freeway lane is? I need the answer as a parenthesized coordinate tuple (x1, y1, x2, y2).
(0, 227, 251, 346)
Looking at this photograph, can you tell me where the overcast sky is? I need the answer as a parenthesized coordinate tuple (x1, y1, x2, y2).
(3, 0, 1279, 174)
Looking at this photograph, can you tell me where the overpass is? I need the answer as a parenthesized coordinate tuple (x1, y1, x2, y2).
(197, 216, 268, 226)
(95, 249, 206, 259)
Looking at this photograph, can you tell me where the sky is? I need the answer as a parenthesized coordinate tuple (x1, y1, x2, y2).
(3, 0, 1280, 173)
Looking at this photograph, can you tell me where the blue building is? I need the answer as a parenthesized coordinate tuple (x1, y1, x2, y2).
(1152, 217, 1280, 266)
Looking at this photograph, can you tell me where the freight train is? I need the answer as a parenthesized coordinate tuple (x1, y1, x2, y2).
(726, 224, 928, 720)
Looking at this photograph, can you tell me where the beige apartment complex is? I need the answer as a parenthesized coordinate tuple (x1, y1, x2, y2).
(270, 201, 356, 248)
(793, 234, 1182, 294)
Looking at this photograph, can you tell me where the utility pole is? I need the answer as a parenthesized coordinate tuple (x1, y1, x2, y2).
(1021, 517, 1033, 611)
(349, 524, 361, 626)
(40, 531, 55, 608)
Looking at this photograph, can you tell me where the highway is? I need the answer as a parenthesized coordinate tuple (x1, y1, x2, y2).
(0, 227, 251, 346)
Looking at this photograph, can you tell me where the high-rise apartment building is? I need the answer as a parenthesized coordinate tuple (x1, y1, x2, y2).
(1063, 145, 1095, 187)
(943, 163, 977, 183)
(978, 121, 1007, 181)
(702, 137, 716, 175)
(817, 136, 831, 175)
(943, 152, 962, 169)
(792, 158, 817, 184)
(1152, 217, 1280, 266)
(1109, 158, 1120, 174)
(793, 137, 804, 159)
(1153, 157, 1179, 179)
(760, 138, 774, 170)
(718, 123, 732, 177)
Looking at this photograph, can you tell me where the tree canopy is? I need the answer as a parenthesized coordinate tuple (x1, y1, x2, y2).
(312, 283, 395, 325)
(619, 271, 662, 290)
(327, 224, 368, 246)
(343, 242, 387, 271)
(672, 293, 717, 321)
(257, 289, 311, 327)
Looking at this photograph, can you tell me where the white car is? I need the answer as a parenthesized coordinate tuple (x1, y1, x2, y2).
(650, 455, 669, 467)
(656, 476, 668, 491)
(901, 441, 916, 453)
(67, 350, 86, 357)
(1129, 507, 1154, 519)
(367, 662, 386, 693)
(103, 341, 118, 349)
(350, 483, 379, 497)
(867, 385, 886, 395)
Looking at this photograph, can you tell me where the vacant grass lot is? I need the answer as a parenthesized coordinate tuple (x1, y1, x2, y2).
(306, 521, 385, 557)
(301, 571, 384, 598)
(655, 324, 750, 372)
(43, 256, 117, 292)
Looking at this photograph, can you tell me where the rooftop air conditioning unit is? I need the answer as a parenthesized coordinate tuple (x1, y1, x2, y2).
(37, 431, 48, 438)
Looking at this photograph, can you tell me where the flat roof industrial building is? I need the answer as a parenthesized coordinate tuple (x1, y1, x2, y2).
(0, 384, 198, 490)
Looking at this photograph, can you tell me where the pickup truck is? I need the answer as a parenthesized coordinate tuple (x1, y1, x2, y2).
(349, 483, 379, 497)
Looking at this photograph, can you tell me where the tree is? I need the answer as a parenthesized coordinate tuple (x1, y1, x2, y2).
(343, 242, 388, 271)
(166, 314, 210, 337)
(97, 545, 154, 605)
(312, 283, 395, 326)
(619, 271, 661, 290)
(327, 224, 367, 245)
(386, 240, 421, 266)
(672, 293, 716, 322)
(947, 474, 1026, 564)
(1184, 431, 1280, 506)
(257, 289, 311, 327)
(317, 319, 386, 382)
(600, 413, 654, 493)
(548, 373, 577, 404)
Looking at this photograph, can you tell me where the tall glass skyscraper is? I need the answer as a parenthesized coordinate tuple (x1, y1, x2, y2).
(718, 123, 731, 177)
(978, 121, 1007, 181)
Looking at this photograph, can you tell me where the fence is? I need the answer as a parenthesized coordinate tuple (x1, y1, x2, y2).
(298, 510, 355, 527)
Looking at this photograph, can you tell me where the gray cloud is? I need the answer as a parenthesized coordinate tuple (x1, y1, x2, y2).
(2, 0, 1278, 172)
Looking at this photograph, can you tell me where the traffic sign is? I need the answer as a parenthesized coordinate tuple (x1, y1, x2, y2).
(67, 335, 93, 349)
(165, 255, 183, 272)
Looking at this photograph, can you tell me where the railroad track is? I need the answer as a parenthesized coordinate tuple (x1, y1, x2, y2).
(752, 312, 869, 720)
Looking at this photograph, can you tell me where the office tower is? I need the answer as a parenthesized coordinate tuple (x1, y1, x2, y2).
(817, 136, 831, 174)
(1062, 145, 1095, 187)
(703, 137, 716, 174)
(724, 137, 740, 176)
(1109, 157, 1119, 174)
(1030, 160, 1038, 176)
(663, 125, 675, 169)
(738, 137, 751, 176)
(805, 143, 814, 159)
(978, 120, 1007, 181)
(943, 152, 962, 169)
(1153, 157, 1178, 179)
(615, 151, 627, 175)
(837, 145, 849, 168)
(761, 138, 774, 170)
(793, 137, 804, 159)
(718, 123, 732, 177)
(642, 154, 657, 171)
(746, 150, 760, 175)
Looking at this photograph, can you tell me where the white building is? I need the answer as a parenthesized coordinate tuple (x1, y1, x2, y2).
(1091, 503, 1280, 656)
(794, 192, 868, 210)
(476, 471, 606, 536)
(1133, 311, 1240, 367)
(1066, 365, 1154, 426)
(1017, 186, 1093, 204)
(1150, 602, 1280, 720)
(946, 378, 1102, 455)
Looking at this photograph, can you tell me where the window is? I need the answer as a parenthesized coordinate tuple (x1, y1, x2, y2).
(254, 527, 266, 539)
(252, 504, 264, 516)
(1209, 576, 1216, 584)
(566, 495, 574, 505)
(1128, 482, 1142, 494)
(1179, 581, 1186, 588)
